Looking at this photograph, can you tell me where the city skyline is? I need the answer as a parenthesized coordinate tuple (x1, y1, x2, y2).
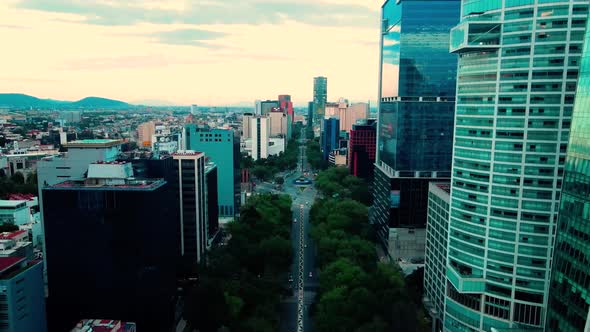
(0, 0, 380, 105)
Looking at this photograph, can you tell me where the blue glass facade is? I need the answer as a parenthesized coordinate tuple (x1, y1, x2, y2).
(381, 0, 460, 99)
(185, 125, 240, 217)
(379, 100, 455, 172)
(372, 0, 459, 237)
(546, 16, 590, 332)
(321, 118, 340, 160)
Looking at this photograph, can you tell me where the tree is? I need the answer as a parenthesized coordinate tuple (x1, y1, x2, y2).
(10, 172, 24, 185)
(274, 176, 284, 185)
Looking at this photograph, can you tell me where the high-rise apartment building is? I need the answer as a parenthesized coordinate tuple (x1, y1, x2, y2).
(172, 151, 207, 262)
(242, 112, 253, 139)
(321, 118, 340, 160)
(372, 0, 459, 248)
(42, 163, 178, 331)
(185, 125, 240, 217)
(269, 107, 288, 137)
(348, 119, 377, 179)
(313, 77, 327, 119)
(444, 1, 589, 331)
(546, 16, 590, 332)
(424, 182, 450, 332)
(0, 256, 46, 332)
(137, 121, 156, 148)
(255, 100, 262, 115)
(251, 116, 270, 161)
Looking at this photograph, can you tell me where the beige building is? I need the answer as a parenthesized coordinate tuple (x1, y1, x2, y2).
(341, 103, 369, 132)
(323, 99, 368, 132)
(137, 121, 155, 147)
(269, 108, 287, 137)
(242, 113, 253, 139)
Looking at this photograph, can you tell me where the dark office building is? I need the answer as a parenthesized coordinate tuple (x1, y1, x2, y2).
(42, 170, 178, 332)
(348, 119, 377, 179)
(321, 118, 339, 160)
(372, 0, 459, 247)
(205, 162, 219, 240)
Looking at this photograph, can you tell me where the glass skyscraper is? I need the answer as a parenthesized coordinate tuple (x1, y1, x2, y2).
(373, 0, 459, 248)
(445, 1, 588, 331)
(313, 76, 327, 120)
(546, 16, 590, 332)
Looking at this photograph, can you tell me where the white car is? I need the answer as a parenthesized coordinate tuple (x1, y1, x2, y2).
(294, 219, 297, 223)
(309, 272, 313, 278)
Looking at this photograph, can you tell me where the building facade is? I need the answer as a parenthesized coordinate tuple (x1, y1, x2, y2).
(546, 14, 590, 332)
(424, 182, 450, 332)
(373, 0, 459, 249)
(42, 170, 178, 331)
(0, 256, 46, 332)
(260, 100, 279, 116)
(137, 121, 156, 148)
(184, 125, 240, 217)
(251, 116, 270, 161)
(348, 119, 377, 179)
(307, 101, 314, 127)
(313, 77, 327, 120)
(321, 118, 340, 160)
(341, 102, 369, 132)
(445, 1, 589, 331)
(205, 162, 219, 242)
(172, 151, 207, 262)
(242, 113, 253, 139)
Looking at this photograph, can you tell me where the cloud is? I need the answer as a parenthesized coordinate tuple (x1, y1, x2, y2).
(60, 52, 295, 71)
(0, 24, 28, 29)
(16, 0, 378, 28)
(137, 28, 228, 48)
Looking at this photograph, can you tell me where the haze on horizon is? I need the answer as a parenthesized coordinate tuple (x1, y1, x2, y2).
(0, 0, 380, 106)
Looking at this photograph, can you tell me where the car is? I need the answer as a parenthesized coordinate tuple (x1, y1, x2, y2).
(294, 219, 297, 223)
(288, 275, 293, 282)
(309, 272, 313, 278)
(304, 244, 307, 248)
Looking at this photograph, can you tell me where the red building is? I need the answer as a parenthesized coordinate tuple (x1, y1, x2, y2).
(278, 94, 294, 122)
(348, 119, 377, 179)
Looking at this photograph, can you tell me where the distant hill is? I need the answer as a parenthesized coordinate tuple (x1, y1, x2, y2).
(0, 93, 130, 109)
(70, 97, 129, 109)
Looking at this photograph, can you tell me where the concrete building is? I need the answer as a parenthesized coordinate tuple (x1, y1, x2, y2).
(423, 182, 450, 332)
(341, 103, 369, 132)
(0, 200, 30, 225)
(255, 100, 262, 115)
(269, 108, 288, 137)
(546, 15, 590, 332)
(307, 102, 314, 127)
(444, 1, 589, 331)
(137, 121, 155, 148)
(184, 125, 240, 217)
(372, 0, 458, 254)
(251, 116, 270, 161)
(348, 119, 377, 179)
(172, 151, 207, 262)
(328, 148, 347, 166)
(0, 256, 46, 332)
(42, 163, 177, 331)
(242, 112, 253, 139)
(313, 76, 327, 120)
(278, 94, 294, 123)
(268, 137, 285, 157)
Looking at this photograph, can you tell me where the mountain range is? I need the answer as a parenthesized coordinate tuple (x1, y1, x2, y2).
(0, 93, 130, 109)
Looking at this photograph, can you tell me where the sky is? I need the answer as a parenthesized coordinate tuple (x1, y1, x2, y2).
(0, 0, 381, 106)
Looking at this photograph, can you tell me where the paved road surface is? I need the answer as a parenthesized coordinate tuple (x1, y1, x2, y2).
(279, 129, 318, 332)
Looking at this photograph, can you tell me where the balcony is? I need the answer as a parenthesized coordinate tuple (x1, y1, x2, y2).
(447, 265, 486, 293)
(450, 21, 502, 53)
